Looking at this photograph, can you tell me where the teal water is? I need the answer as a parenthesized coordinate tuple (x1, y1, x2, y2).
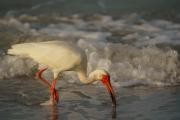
(0, 0, 180, 16)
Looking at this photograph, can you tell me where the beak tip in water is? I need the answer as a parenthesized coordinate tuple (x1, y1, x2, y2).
(101, 74, 117, 107)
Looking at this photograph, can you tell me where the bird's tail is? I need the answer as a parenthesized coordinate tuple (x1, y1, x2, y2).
(7, 43, 32, 57)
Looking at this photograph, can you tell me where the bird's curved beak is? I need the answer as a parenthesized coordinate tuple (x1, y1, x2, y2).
(101, 75, 116, 106)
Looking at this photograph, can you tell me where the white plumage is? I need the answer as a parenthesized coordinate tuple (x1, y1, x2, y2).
(8, 41, 86, 79)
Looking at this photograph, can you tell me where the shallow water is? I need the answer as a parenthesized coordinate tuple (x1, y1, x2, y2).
(0, 77, 180, 120)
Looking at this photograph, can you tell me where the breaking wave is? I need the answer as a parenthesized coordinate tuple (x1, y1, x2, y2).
(0, 14, 180, 87)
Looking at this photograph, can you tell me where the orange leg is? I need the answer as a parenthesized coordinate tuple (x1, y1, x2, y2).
(35, 68, 51, 87)
(50, 79, 59, 104)
(36, 68, 59, 105)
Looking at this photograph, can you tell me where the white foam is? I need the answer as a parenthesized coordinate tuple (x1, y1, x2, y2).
(2, 14, 180, 46)
(0, 17, 36, 37)
(39, 26, 111, 41)
(77, 40, 179, 86)
(132, 23, 161, 32)
(0, 56, 37, 79)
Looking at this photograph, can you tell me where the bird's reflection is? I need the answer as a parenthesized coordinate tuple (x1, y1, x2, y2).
(112, 106, 116, 119)
(50, 106, 58, 120)
(48, 104, 116, 120)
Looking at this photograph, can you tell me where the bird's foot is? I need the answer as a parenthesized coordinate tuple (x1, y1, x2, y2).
(50, 79, 59, 104)
(40, 99, 57, 106)
(50, 88, 59, 104)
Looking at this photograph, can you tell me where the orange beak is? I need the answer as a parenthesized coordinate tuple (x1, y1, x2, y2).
(101, 75, 116, 106)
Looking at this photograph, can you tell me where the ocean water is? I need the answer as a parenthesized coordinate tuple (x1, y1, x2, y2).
(1, 77, 180, 120)
(0, 0, 180, 120)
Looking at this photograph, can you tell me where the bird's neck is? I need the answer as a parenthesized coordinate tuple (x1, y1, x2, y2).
(77, 70, 95, 84)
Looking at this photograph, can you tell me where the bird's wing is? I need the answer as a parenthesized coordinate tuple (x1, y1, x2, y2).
(8, 41, 84, 72)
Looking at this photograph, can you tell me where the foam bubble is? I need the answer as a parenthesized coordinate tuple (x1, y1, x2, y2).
(0, 56, 37, 79)
(39, 27, 111, 41)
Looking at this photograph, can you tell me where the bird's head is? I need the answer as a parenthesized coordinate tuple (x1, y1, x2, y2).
(90, 69, 116, 106)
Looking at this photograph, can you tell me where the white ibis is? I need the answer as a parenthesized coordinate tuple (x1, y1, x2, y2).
(8, 41, 116, 106)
